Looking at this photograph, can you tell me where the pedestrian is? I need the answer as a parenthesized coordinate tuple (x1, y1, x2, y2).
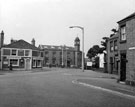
(9, 62, 13, 71)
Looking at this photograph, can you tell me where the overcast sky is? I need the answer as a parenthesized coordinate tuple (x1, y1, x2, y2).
(0, 0, 135, 56)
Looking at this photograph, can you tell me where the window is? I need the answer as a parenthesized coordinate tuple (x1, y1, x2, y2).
(60, 52, 62, 56)
(52, 51, 56, 56)
(32, 60, 36, 67)
(110, 41, 113, 52)
(114, 40, 118, 51)
(3, 49, 10, 55)
(37, 60, 41, 67)
(45, 51, 48, 54)
(45, 57, 49, 65)
(25, 50, 30, 56)
(41, 52, 43, 57)
(32, 51, 39, 56)
(18, 50, 24, 56)
(12, 49, 17, 56)
(120, 25, 126, 41)
(52, 58, 56, 64)
(10, 59, 19, 66)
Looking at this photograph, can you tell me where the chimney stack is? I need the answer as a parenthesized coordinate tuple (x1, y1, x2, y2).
(31, 38, 35, 46)
(0, 30, 4, 48)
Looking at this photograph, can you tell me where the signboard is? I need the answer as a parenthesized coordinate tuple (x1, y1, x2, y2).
(129, 47, 135, 50)
(87, 62, 92, 66)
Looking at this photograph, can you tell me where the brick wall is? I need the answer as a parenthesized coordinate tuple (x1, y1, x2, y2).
(126, 18, 135, 82)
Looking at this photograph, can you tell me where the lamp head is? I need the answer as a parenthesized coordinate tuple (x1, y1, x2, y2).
(69, 26, 74, 28)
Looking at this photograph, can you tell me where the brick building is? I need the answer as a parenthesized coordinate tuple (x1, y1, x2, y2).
(117, 12, 135, 84)
(106, 33, 119, 74)
(106, 12, 135, 85)
(39, 37, 82, 68)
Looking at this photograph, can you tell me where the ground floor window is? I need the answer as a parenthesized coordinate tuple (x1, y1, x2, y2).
(10, 59, 19, 66)
(32, 60, 36, 67)
(37, 60, 42, 67)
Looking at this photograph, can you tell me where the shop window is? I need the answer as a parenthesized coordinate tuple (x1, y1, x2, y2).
(11, 49, 17, 56)
(10, 59, 19, 66)
(18, 50, 24, 56)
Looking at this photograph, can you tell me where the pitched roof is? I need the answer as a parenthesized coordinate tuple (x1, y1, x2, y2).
(117, 12, 135, 24)
(3, 39, 40, 50)
(39, 45, 75, 51)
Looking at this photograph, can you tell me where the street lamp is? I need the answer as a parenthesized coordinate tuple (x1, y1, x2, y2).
(69, 26, 84, 72)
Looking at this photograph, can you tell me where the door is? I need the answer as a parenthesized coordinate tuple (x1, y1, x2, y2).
(25, 58, 31, 70)
(110, 57, 113, 74)
(120, 54, 126, 81)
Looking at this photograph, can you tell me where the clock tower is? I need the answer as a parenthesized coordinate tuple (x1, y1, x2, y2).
(74, 37, 80, 51)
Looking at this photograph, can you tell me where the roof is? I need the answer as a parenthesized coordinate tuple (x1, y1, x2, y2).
(39, 45, 75, 51)
(3, 39, 40, 51)
(117, 12, 135, 24)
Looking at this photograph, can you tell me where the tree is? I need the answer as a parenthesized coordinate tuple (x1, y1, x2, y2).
(101, 37, 109, 51)
(87, 45, 103, 59)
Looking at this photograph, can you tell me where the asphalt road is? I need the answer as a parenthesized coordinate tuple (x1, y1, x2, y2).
(0, 69, 135, 107)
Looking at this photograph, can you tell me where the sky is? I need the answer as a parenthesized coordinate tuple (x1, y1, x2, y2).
(0, 0, 135, 57)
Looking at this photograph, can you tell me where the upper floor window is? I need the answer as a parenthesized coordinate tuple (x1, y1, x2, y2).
(120, 25, 126, 41)
(25, 50, 30, 56)
(45, 51, 49, 55)
(45, 51, 49, 57)
(3, 49, 10, 55)
(41, 52, 44, 57)
(114, 40, 118, 51)
(52, 51, 56, 56)
(18, 49, 24, 56)
(110, 41, 113, 52)
(12, 49, 17, 56)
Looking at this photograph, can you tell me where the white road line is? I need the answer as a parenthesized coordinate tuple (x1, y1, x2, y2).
(72, 80, 135, 100)
(63, 73, 72, 76)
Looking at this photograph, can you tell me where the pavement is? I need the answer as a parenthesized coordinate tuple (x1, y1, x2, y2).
(66, 69, 135, 97)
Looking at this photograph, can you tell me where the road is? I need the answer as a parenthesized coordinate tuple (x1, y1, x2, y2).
(0, 68, 135, 107)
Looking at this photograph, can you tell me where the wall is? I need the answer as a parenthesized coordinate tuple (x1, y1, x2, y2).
(126, 18, 135, 82)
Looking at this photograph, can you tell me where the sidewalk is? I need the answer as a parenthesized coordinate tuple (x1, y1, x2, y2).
(73, 70, 135, 97)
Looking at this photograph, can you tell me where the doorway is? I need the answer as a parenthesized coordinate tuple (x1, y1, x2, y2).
(25, 58, 31, 70)
(120, 53, 126, 81)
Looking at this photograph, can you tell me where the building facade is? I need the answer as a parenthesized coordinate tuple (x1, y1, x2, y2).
(39, 37, 82, 68)
(106, 33, 119, 74)
(0, 32, 43, 70)
(117, 12, 135, 84)
(106, 12, 135, 85)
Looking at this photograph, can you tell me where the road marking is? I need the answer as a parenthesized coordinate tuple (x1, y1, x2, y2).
(63, 73, 72, 76)
(72, 80, 135, 100)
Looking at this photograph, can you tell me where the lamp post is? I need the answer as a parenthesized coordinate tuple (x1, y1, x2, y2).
(69, 26, 84, 72)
